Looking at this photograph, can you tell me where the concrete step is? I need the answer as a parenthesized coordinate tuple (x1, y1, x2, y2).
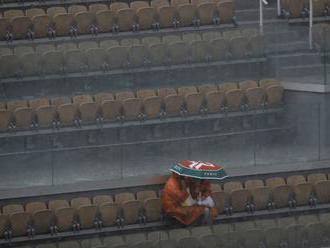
(235, 7, 277, 22)
(266, 41, 310, 53)
(269, 52, 324, 66)
(277, 63, 330, 77)
(264, 30, 300, 44)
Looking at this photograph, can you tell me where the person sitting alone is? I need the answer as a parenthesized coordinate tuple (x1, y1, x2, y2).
(162, 172, 218, 226)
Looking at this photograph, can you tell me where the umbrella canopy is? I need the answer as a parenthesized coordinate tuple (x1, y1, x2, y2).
(170, 160, 228, 180)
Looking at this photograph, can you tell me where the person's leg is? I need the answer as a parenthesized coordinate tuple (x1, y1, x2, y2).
(202, 208, 213, 225)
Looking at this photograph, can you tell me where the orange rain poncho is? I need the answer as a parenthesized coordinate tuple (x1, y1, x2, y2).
(162, 173, 218, 225)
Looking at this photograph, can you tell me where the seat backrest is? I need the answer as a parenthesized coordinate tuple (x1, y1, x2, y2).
(286, 175, 306, 186)
(115, 192, 135, 205)
(70, 197, 91, 210)
(265, 177, 286, 188)
(48, 199, 70, 210)
(29, 98, 50, 110)
(2, 204, 24, 215)
(137, 89, 156, 99)
(245, 179, 264, 189)
(110, 2, 129, 11)
(92, 195, 113, 206)
(136, 190, 157, 202)
(223, 181, 243, 193)
(25, 202, 47, 214)
(177, 86, 198, 96)
(239, 80, 258, 91)
(94, 92, 114, 104)
(157, 87, 177, 97)
(116, 91, 135, 101)
(307, 173, 327, 184)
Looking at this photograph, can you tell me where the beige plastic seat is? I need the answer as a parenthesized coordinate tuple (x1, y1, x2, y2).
(223, 181, 243, 194)
(217, 0, 233, 23)
(131, 1, 150, 10)
(53, 13, 74, 36)
(25, 202, 47, 213)
(107, 46, 129, 69)
(32, 14, 51, 38)
(249, 186, 271, 210)
(136, 190, 157, 202)
(89, 4, 108, 13)
(172, 0, 190, 6)
(26, 202, 53, 235)
(41, 51, 64, 75)
(57, 103, 77, 126)
(205, 91, 225, 113)
(117, 8, 136, 31)
(74, 11, 95, 34)
(94, 92, 114, 105)
(10, 212, 31, 237)
(271, 184, 293, 208)
(64, 50, 87, 73)
(307, 173, 327, 184)
(99, 202, 119, 226)
(197, 2, 217, 25)
(122, 98, 143, 120)
(219, 81, 239, 93)
(151, 0, 170, 7)
(7, 100, 28, 112)
(36, 106, 56, 128)
(266, 85, 284, 106)
(239, 80, 258, 91)
(72, 95, 93, 106)
(245, 179, 264, 189)
(0, 215, 9, 239)
(287, 175, 306, 185)
(101, 100, 122, 121)
(198, 84, 218, 94)
(115, 91, 135, 101)
(47, 7, 67, 18)
(79, 102, 99, 123)
(229, 36, 248, 59)
(225, 89, 243, 111)
(115, 193, 141, 225)
(157, 87, 177, 97)
(3, 204, 24, 215)
(50, 97, 71, 108)
(68, 5, 88, 14)
(265, 177, 286, 188)
(210, 38, 229, 61)
(14, 107, 33, 129)
(95, 10, 116, 33)
(164, 95, 184, 117)
(230, 189, 251, 212)
(0, 110, 12, 130)
(168, 41, 190, 64)
(184, 92, 204, 115)
(143, 96, 162, 119)
(137, 7, 157, 30)
(86, 48, 108, 72)
(0, 18, 10, 41)
(158, 6, 177, 28)
(128, 45, 147, 67)
(77, 205, 98, 229)
(93, 195, 113, 206)
(293, 182, 313, 206)
(137, 89, 156, 98)
(11, 16, 33, 39)
(143, 197, 162, 222)
(48, 200, 70, 210)
(148, 43, 167, 65)
(245, 87, 266, 109)
(314, 180, 330, 203)
(55, 207, 75, 231)
(70, 197, 91, 210)
(110, 2, 130, 11)
(177, 4, 197, 27)
(4, 9, 24, 19)
(259, 79, 281, 89)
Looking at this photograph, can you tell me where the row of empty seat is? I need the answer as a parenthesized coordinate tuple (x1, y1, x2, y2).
(0, 29, 264, 78)
(0, 80, 283, 131)
(281, 0, 330, 18)
(1, 171, 330, 241)
(0, 0, 234, 41)
(14, 213, 330, 248)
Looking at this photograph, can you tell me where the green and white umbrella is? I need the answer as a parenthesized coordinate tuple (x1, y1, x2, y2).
(170, 160, 228, 180)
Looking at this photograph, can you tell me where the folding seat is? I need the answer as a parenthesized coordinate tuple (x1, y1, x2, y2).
(86, 48, 108, 72)
(314, 180, 330, 203)
(89, 3, 108, 13)
(0, 214, 9, 238)
(266, 85, 284, 106)
(3, 204, 24, 215)
(158, 6, 178, 28)
(76, 204, 98, 229)
(7, 100, 28, 112)
(137, 89, 156, 98)
(198, 84, 218, 94)
(71, 197, 92, 210)
(136, 190, 157, 203)
(249, 35, 265, 57)
(0, 54, 21, 78)
(47, 7, 67, 18)
(75, 11, 95, 34)
(172, 0, 190, 6)
(79, 102, 99, 123)
(223, 181, 243, 193)
(225, 89, 243, 111)
(103, 236, 126, 247)
(136, 7, 157, 30)
(110, 2, 130, 11)
(245, 87, 266, 109)
(131, 1, 150, 10)
(168, 41, 190, 64)
(57, 103, 78, 126)
(54, 206, 75, 232)
(197, 3, 217, 25)
(64, 50, 87, 73)
(41, 51, 64, 75)
(117, 8, 137, 32)
(128, 45, 148, 67)
(100, 39, 119, 49)
(239, 80, 258, 91)
(259, 79, 280, 89)
(14, 107, 34, 129)
(53, 13, 74, 36)
(3, 9, 23, 19)
(229, 36, 248, 59)
(58, 241, 80, 248)
(26, 202, 54, 235)
(209, 38, 229, 61)
(50, 97, 71, 108)
(94, 92, 114, 105)
(164, 95, 184, 117)
(36, 106, 57, 128)
(98, 201, 119, 226)
(0, 18, 10, 41)
(245, 179, 264, 189)
(217, 0, 234, 24)
(287, 175, 306, 185)
(101, 100, 122, 121)
(95, 10, 116, 33)
(219, 82, 239, 92)
(93, 195, 113, 205)
(115, 91, 134, 101)
(177, 4, 197, 27)
(157, 87, 177, 97)
(249, 186, 271, 210)
(184, 92, 204, 115)
(231, 188, 251, 212)
(72, 95, 93, 106)
(107, 46, 129, 69)
(9, 211, 32, 237)
(115, 193, 142, 225)
(68, 5, 88, 14)
(20, 53, 42, 76)
(142, 36, 162, 46)
(190, 40, 210, 62)
(29, 13, 50, 39)
(143, 96, 163, 119)
(10, 16, 32, 40)
(151, 0, 170, 7)
(307, 173, 327, 184)
(148, 43, 168, 65)
(122, 98, 143, 121)
(0, 110, 12, 130)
